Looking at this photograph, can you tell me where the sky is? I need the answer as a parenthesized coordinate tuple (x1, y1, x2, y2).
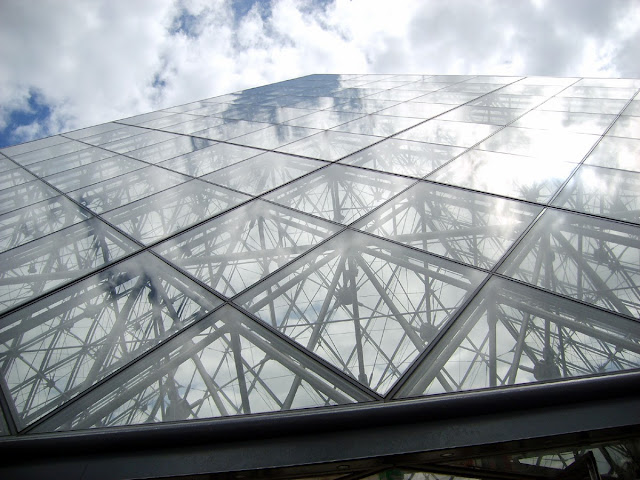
(0, 0, 639, 148)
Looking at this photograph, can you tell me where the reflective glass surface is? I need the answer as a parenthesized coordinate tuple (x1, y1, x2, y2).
(193, 120, 274, 142)
(78, 125, 148, 146)
(102, 180, 251, 245)
(339, 139, 464, 178)
(202, 152, 325, 196)
(158, 143, 263, 177)
(0, 196, 90, 253)
(232, 125, 322, 150)
(584, 136, 640, 172)
(123, 136, 215, 163)
(154, 199, 340, 297)
(68, 166, 191, 214)
(376, 102, 452, 119)
(63, 122, 123, 140)
(539, 97, 627, 114)
(0, 135, 69, 157)
(398, 276, 640, 397)
(2, 73, 640, 443)
(624, 100, 640, 116)
(429, 150, 575, 203)
(438, 105, 526, 125)
(266, 164, 414, 224)
(99, 131, 178, 154)
(0, 217, 139, 314)
(332, 115, 423, 137)
(44, 156, 147, 192)
(512, 110, 616, 135)
(0, 180, 59, 216)
(10, 140, 89, 166)
(476, 126, 599, 163)
(608, 116, 640, 139)
(27, 147, 117, 177)
(0, 168, 36, 190)
(499, 209, 640, 318)
(354, 182, 542, 268)
(553, 164, 640, 224)
(34, 305, 371, 432)
(285, 110, 365, 129)
(0, 252, 221, 428)
(396, 120, 501, 148)
(277, 131, 381, 161)
(237, 230, 486, 393)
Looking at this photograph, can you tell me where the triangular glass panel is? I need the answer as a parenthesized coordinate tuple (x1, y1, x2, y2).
(396, 277, 640, 398)
(0, 252, 221, 429)
(237, 230, 486, 394)
(34, 305, 372, 432)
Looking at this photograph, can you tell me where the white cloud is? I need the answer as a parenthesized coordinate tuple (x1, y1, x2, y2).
(0, 0, 639, 146)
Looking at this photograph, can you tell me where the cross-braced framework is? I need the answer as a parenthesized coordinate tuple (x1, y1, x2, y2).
(0, 74, 639, 479)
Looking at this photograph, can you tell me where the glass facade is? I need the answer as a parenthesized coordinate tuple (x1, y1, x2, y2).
(0, 74, 639, 479)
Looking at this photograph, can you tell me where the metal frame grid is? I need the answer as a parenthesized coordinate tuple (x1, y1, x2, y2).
(1, 74, 640, 479)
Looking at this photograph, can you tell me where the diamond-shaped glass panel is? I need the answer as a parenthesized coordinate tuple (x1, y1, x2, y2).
(158, 143, 263, 177)
(154, 199, 340, 297)
(0, 196, 90, 253)
(237, 230, 486, 393)
(102, 180, 250, 245)
(277, 131, 381, 161)
(499, 209, 640, 318)
(396, 120, 501, 148)
(266, 164, 413, 224)
(68, 166, 191, 214)
(339, 139, 464, 178)
(354, 182, 542, 269)
(0, 217, 139, 314)
(202, 152, 325, 196)
(0, 252, 221, 428)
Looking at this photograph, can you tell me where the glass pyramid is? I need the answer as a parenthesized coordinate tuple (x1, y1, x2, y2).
(1, 74, 639, 479)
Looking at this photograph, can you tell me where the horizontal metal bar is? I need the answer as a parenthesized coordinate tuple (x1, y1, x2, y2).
(2, 370, 640, 479)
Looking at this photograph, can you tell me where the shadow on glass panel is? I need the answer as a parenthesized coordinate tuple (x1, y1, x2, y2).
(396, 120, 500, 148)
(68, 166, 191, 214)
(34, 304, 372, 432)
(103, 179, 251, 245)
(354, 182, 542, 269)
(0, 195, 90, 253)
(237, 230, 486, 394)
(278, 131, 381, 161)
(499, 209, 640, 318)
(26, 147, 116, 178)
(154, 199, 340, 297)
(0, 217, 139, 315)
(0, 180, 59, 216)
(158, 143, 263, 177)
(202, 152, 325, 196)
(397, 277, 640, 398)
(265, 164, 414, 225)
(0, 252, 220, 429)
(340, 139, 464, 178)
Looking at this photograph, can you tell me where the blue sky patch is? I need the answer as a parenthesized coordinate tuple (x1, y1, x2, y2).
(0, 89, 52, 149)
